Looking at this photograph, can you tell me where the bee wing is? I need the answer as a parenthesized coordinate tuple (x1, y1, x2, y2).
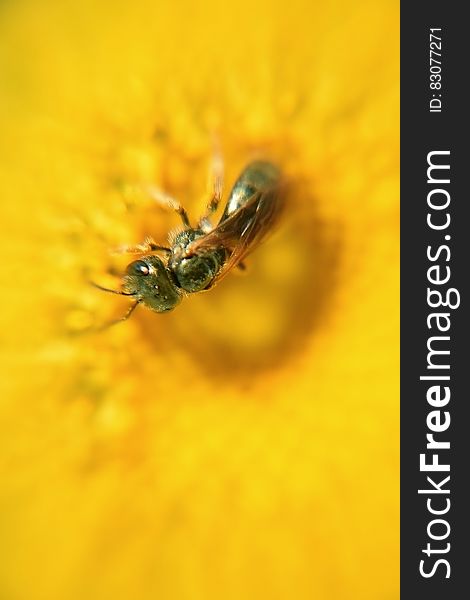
(187, 183, 284, 287)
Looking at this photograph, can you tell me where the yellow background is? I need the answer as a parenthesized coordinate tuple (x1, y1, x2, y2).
(0, 0, 399, 598)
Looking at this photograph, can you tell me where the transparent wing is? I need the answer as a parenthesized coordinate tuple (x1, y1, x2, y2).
(187, 182, 285, 287)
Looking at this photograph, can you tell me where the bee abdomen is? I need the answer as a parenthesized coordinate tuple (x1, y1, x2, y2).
(222, 161, 280, 219)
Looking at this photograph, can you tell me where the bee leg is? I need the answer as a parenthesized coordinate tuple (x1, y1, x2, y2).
(111, 236, 171, 255)
(96, 300, 141, 330)
(146, 186, 191, 227)
(198, 138, 224, 226)
(237, 261, 247, 271)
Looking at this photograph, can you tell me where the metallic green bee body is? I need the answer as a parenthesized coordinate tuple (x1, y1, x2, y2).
(221, 160, 280, 219)
(168, 229, 228, 293)
(95, 160, 284, 324)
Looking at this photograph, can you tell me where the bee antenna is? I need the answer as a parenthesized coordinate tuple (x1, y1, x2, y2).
(89, 280, 136, 296)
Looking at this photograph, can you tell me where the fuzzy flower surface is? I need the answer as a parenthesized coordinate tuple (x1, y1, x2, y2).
(0, 0, 399, 599)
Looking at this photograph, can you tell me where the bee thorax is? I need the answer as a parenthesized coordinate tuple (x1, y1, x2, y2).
(171, 252, 224, 293)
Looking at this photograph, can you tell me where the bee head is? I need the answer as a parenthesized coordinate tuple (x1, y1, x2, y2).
(123, 255, 182, 312)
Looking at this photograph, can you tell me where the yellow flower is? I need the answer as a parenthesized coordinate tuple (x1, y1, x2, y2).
(0, 0, 399, 599)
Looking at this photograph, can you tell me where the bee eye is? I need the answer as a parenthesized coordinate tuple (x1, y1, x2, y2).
(127, 260, 150, 276)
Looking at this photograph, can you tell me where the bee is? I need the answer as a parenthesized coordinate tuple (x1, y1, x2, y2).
(93, 160, 285, 324)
